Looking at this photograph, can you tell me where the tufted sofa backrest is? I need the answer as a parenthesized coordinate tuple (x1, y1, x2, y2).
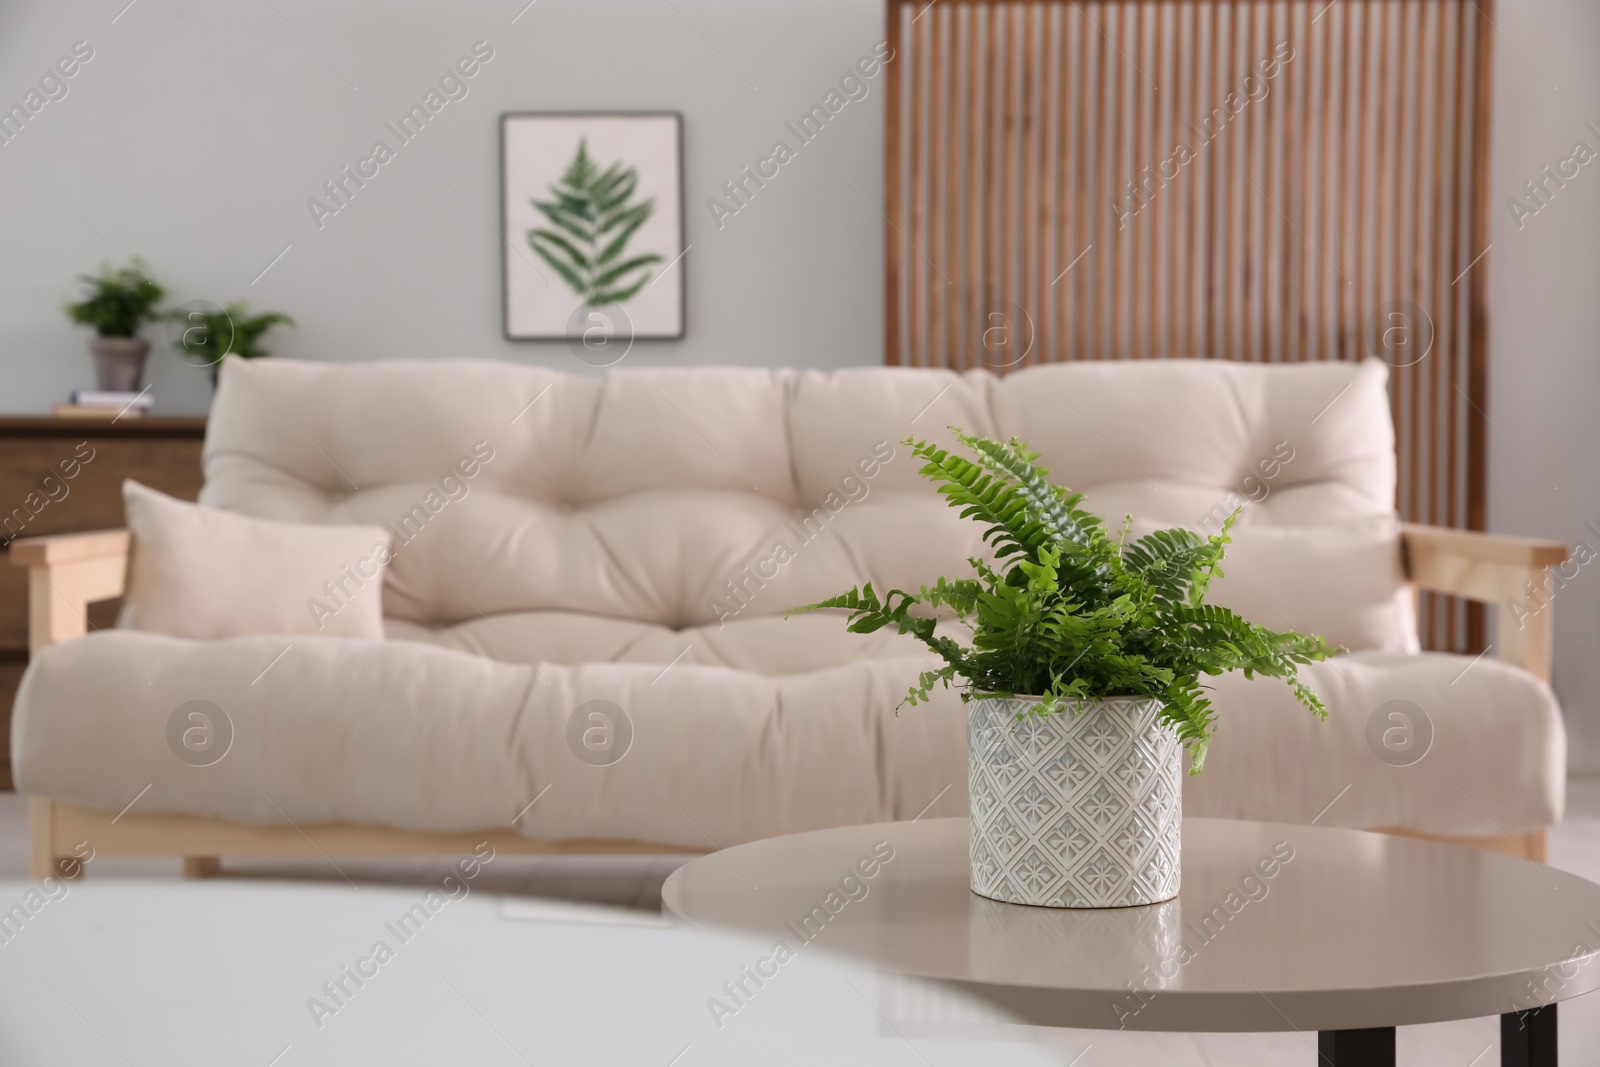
(200, 358, 1396, 628)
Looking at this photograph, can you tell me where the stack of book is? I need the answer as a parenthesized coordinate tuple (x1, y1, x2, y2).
(52, 390, 153, 420)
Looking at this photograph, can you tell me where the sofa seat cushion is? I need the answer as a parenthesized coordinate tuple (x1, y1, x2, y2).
(383, 611, 968, 675)
(11, 632, 965, 849)
(1186, 652, 1565, 835)
(12, 637, 1562, 844)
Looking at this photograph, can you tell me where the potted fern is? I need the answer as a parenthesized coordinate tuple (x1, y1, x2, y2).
(64, 261, 165, 392)
(794, 432, 1331, 909)
(168, 302, 294, 386)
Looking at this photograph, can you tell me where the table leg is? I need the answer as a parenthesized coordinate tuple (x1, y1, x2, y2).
(1316, 1028, 1396, 1066)
(1501, 1004, 1557, 1067)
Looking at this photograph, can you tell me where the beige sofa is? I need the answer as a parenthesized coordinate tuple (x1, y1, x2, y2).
(11, 357, 1569, 878)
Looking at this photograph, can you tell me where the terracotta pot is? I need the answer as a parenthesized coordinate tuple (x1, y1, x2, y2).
(89, 337, 151, 393)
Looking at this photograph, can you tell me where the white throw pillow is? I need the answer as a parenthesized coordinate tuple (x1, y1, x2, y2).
(117, 480, 391, 640)
(1127, 514, 1418, 654)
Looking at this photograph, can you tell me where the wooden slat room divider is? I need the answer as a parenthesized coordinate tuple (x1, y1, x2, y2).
(884, 0, 1495, 651)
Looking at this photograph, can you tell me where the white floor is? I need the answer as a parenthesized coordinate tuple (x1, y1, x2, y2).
(2, 783, 1598, 1065)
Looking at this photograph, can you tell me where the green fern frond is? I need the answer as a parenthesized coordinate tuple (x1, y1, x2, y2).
(529, 138, 659, 306)
(917, 576, 982, 618)
(955, 433, 1104, 549)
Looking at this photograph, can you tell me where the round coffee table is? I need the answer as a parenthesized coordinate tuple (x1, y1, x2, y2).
(662, 817, 1600, 1066)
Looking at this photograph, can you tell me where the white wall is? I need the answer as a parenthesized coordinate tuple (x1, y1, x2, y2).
(5, 0, 1600, 766)
(0, 0, 887, 415)
(1489, 0, 1600, 771)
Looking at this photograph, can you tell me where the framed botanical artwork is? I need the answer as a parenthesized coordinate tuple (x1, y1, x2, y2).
(500, 111, 685, 343)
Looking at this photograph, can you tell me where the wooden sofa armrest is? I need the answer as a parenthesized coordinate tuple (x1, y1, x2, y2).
(9, 529, 130, 654)
(1400, 523, 1569, 682)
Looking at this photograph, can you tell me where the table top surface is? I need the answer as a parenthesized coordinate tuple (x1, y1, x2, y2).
(662, 816, 1600, 1033)
(0, 879, 1060, 1067)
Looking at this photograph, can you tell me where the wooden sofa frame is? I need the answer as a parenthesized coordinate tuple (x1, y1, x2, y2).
(11, 524, 1569, 880)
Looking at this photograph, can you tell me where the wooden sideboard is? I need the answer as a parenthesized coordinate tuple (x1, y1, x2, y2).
(0, 417, 207, 788)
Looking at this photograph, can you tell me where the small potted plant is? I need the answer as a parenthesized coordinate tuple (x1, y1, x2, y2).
(64, 261, 165, 392)
(168, 302, 295, 386)
(793, 431, 1331, 909)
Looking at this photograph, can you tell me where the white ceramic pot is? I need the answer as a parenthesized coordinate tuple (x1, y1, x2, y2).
(968, 695, 1182, 909)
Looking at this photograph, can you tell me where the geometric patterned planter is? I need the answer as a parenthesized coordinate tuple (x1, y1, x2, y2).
(969, 695, 1182, 909)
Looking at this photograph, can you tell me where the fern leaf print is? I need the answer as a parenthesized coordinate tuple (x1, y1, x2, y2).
(529, 138, 662, 306)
